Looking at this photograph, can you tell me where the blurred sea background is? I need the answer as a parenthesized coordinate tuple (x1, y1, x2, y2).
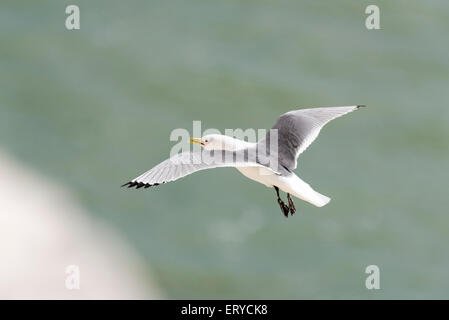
(0, 0, 448, 298)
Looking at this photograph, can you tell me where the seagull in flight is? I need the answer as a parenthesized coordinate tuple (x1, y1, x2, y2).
(122, 105, 364, 217)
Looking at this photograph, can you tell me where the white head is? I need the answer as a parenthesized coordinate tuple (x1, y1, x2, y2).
(190, 134, 239, 151)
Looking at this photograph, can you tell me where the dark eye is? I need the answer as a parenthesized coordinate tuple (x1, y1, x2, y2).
(205, 139, 208, 143)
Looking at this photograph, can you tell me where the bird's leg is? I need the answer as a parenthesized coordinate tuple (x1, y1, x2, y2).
(274, 186, 289, 218)
(287, 193, 296, 216)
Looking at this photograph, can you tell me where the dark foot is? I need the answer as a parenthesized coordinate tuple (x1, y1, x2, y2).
(287, 193, 296, 216)
(274, 186, 289, 218)
(278, 198, 290, 217)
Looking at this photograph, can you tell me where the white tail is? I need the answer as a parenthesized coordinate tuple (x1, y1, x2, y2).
(308, 191, 331, 207)
(279, 174, 331, 207)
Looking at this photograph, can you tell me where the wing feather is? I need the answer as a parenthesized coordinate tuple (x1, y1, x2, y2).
(122, 149, 279, 189)
(260, 105, 363, 171)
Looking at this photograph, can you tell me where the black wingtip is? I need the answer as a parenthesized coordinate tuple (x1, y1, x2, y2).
(121, 181, 165, 189)
(357, 104, 367, 108)
(121, 181, 142, 188)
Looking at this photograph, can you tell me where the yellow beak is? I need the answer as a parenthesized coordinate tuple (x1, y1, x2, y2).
(190, 138, 204, 146)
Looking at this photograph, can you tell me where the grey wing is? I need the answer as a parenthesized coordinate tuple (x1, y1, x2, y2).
(260, 105, 363, 171)
(122, 149, 279, 189)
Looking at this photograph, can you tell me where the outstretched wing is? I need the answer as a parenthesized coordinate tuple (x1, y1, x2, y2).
(260, 105, 363, 171)
(122, 149, 279, 189)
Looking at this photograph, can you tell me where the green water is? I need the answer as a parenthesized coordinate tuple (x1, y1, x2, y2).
(1, 0, 448, 298)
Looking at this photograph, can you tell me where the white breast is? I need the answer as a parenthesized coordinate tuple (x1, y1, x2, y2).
(236, 166, 277, 187)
